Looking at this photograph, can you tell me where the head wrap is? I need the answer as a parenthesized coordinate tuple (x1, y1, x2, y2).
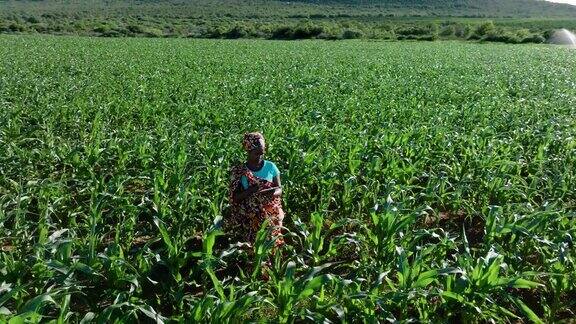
(243, 132, 265, 152)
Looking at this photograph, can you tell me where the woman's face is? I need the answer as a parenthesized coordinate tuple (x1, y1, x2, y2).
(248, 139, 265, 162)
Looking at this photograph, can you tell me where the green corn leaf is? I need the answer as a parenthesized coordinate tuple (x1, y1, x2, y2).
(193, 302, 204, 321)
(485, 257, 502, 286)
(441, 291, 465, 302)
(462, 224, 470, 256)
(137, 304, 166, 324)
(414, 269, 438, 288)
(0, 284, 21, 307)
(9, 315, 27, 324)
(396, 246, 409, 287)
(297, 274, 332, 299)
(20, 294, 57, 313)
(509, 278, 541, 289)
(152, 216, 175, 255)
(285, 261, 296, 281)
(203, 228, 223, 256)
(306, 262, 336, 280)
(206, 267, 226, 300)
(217, 301, 235, 320)
(511, 297, 544, 324)
(79, 312, 95, 324)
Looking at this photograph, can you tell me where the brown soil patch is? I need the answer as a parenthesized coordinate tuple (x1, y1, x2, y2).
(1, 245, 15, 252)
(132, 235, 154, 247)
(423, 210, 485, 247)
(1, 237, 15, 252)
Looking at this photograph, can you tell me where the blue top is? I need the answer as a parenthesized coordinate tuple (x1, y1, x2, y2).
(241, 160, 280, 189)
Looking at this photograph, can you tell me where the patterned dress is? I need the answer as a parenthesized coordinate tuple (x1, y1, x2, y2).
(228, 163, 285, 247)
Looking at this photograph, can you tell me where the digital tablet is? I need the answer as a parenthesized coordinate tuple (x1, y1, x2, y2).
(257, 186, 281, 193)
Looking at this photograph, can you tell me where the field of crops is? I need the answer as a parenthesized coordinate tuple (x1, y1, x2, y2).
(1, 35, 575, 322)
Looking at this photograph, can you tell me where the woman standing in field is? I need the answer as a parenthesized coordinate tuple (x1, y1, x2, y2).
(228, 132, 285, 247)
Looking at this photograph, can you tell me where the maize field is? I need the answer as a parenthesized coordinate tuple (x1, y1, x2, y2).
(1, 35, 575, 322)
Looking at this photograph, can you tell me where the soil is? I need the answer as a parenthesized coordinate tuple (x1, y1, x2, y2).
(423, 210, 485, 247)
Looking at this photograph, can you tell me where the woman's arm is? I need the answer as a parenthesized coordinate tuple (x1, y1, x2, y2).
(272, 174, 282, 197)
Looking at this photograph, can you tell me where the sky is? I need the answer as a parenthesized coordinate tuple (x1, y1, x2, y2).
(545, 0, 576, 5)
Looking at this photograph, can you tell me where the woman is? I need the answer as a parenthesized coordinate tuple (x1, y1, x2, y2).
(228, 132, 285, 247)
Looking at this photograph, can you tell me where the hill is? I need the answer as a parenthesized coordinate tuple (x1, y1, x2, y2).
(290, 0, 576, 17)
(2, 0, 576, 19)
(1, 0, 575, 41)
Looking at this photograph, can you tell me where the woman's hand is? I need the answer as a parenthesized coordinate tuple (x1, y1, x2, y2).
(272, 174, 282, 197)
(272, 187, 282, 197)
(234, 183, 260, 203)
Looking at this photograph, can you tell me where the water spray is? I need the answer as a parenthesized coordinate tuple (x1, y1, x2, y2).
(548, 28, 576, 47)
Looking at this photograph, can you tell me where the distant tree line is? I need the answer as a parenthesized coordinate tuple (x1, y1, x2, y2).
(3, 0, 576, 43)
(0, 16, 557, 44)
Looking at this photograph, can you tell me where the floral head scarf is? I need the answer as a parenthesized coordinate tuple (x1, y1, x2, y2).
(243, 132, 265, 152)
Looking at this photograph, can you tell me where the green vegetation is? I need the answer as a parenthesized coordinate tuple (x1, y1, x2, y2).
(1, 0, 575, 43)
(1, 35, 575, 322)
(3, 0, 576, 18)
